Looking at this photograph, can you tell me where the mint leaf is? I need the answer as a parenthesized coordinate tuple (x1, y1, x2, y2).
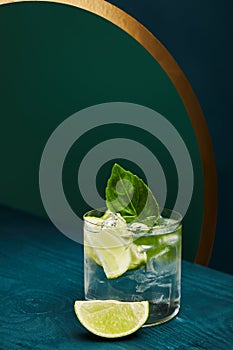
(105, 164, 159, 224)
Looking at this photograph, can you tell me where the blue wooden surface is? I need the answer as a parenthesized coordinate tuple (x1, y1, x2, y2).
(0, 206, 233, 350)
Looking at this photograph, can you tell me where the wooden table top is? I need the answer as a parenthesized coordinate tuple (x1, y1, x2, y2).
(0, 206, 233, 349)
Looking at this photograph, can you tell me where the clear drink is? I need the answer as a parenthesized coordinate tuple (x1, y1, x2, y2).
(84, 208, 182, 326)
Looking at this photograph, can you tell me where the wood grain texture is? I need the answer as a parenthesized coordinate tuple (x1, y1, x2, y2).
(0, 206, 232, 350)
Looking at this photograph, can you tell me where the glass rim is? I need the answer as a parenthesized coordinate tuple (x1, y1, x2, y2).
(83, 207, 182, 235)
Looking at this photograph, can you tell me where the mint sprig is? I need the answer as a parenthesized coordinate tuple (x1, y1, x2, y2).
(105, 164, 159, 224)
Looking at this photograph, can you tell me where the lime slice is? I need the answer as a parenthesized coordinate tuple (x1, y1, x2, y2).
(74, 300, 149, 338)
(85, 230, 131, 279)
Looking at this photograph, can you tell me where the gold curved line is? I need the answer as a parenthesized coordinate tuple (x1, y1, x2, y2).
(0, 0, 218, 265)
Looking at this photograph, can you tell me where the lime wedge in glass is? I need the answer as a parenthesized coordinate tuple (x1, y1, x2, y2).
(85, 228, 132, 279)
(84, 214, 147, 278)
(74, 300, 149, 338)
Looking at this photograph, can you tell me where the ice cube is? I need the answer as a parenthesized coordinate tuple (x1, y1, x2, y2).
(129, 222, 149, 232)
(101, 211, 131, 243)
(102, 211, 126, 228)
(127, 268, 158, 293)
(84, 217, 103, 233)
(148, 245, 177, 275)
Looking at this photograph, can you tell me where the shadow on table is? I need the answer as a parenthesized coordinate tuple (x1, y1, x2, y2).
(73, 329, 141, 343)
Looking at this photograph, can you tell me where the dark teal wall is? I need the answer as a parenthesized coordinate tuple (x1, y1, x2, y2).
(107, 0, 233, 274)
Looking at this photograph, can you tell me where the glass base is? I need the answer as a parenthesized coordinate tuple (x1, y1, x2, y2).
(143, 303, 180, 327)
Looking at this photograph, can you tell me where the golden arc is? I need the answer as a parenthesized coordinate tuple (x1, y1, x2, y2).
(0, 0, 218, 266)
